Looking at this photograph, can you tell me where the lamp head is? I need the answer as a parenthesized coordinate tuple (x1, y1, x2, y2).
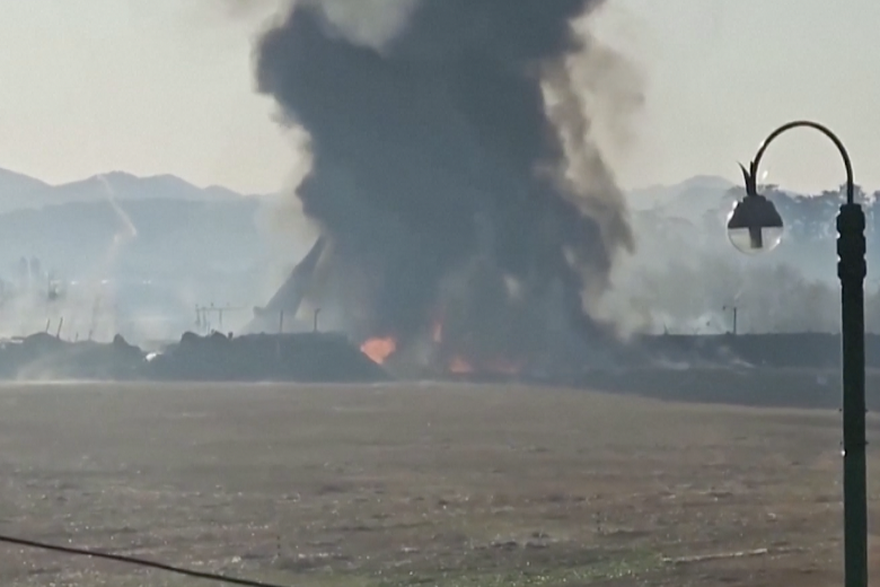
(727, 162, 784, 254)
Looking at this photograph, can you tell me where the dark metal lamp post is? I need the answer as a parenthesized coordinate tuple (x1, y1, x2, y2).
(729, 120, 867, 587)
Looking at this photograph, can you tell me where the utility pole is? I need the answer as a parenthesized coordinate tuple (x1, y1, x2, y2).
(723, 305, 738, 335)
(195, 303, 243, 334)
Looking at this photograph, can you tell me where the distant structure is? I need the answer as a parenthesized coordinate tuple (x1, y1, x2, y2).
(29, 257, 41, 281)
(17, 257, 28, 288)
(723, 305, 739, 335)
(194, 303, 245, 334)
(248, 236, 326, 333)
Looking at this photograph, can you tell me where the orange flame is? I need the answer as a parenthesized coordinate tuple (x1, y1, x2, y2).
(430, 312, 522, 376)
(449, 356, 474, 374)
(361, 337, 397, 364)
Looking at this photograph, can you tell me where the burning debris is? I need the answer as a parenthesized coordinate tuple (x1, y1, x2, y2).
(360, 335, 397, 365)
(255, 0, 637, 375)
(0, 331, 388, 382)
(0, 329, 877, 387)
(151, 331, 388, 382)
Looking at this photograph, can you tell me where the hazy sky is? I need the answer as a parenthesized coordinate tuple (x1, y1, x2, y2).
(1, 0, 879, 195)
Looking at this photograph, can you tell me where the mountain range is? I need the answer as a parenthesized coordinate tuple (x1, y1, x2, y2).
(0, 165, 874, 337)
(0, 168, 248, 214)
(0, 168, 299, 324)
(3, 166, 873, 257)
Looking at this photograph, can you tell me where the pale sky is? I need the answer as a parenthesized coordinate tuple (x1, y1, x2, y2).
(1, 0, 879, 195)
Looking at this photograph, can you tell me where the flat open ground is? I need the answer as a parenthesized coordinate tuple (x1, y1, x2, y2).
(0, 382, 877, 586)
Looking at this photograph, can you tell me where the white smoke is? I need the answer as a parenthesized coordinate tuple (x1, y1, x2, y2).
(306, 0, 420, 51)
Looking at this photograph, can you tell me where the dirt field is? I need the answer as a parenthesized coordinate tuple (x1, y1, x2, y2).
(0, 382, 876, 586)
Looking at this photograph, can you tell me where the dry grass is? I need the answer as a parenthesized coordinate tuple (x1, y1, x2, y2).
(0, 381, 875, 586)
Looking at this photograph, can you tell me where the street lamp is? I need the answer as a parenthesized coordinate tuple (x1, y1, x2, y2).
(729, 120, 867, 587)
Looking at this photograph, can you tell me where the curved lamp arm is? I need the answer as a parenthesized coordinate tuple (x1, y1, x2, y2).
(738, 120, 866, 587)
(740, 120, 855, 205)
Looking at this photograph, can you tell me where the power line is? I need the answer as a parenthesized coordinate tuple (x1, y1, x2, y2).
(0, 533, 290, 587)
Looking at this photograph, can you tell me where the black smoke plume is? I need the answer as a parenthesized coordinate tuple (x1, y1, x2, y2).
(255, 0, 634, 368)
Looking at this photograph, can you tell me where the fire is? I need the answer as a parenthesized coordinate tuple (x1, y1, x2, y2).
(431, 313, 522, 376)
(361, 336, 397, 364)
(449, 356, 474, 374)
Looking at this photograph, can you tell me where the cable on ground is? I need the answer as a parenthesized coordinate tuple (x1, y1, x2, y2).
(0, 532, 291, 587)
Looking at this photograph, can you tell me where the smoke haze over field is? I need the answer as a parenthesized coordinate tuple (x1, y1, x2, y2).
(254, 0, 639, 366)
(602, 182, 880, 336)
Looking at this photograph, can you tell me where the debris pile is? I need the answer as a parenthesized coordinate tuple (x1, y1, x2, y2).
(0, 332, 143, 380)
(627, 333, 874, 370)
(0, 330, 871, 384)
(149, 331, 388, 382)
(0, 331, 388, 383)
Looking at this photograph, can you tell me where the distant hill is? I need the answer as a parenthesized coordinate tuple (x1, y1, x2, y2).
(0, 197, 263, 274)
(1, 166, 876, 332)
(628, 175, 735, 216)
(3, 167, 874, 262)
(623, 174, 880, 305)
(51, 172, 246, 205)
(0, 167, 255, 214)
(0, 168, 310, 323)
(0, 167, 50, 197)
(628, 174, 879, 243)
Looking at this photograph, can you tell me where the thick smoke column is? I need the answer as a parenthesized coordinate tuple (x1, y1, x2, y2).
(255, 0, 634, 366)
